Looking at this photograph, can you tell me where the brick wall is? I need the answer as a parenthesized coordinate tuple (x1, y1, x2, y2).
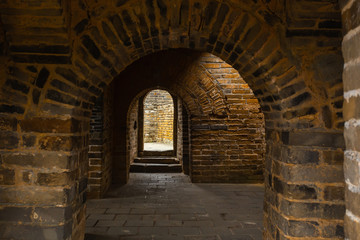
(127, 91, 182, 161)
(128, 99, 139, 164)
(118, 51, 265, 183)
(0, 0, 349, 239)
(143, 90, 174, 144)
(87, 83, 114, 199)
(189, 53, 265, 183)
(340, 0, 360, 238)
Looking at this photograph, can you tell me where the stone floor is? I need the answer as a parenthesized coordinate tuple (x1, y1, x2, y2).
(85, 173, 264, 240)
(144, 142, 173, 151)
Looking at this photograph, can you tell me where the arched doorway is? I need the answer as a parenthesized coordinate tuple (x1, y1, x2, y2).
(0, 0, 346, 239)
(142, 89, 175, 153)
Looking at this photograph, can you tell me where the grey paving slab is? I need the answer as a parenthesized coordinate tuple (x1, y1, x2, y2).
(85, 173, 264, 240)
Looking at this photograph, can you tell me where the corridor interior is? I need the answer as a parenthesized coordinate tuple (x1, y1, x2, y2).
(1, 1, 356, 239)
(85, 173, 264, 240)
(86, 50, 265, 239)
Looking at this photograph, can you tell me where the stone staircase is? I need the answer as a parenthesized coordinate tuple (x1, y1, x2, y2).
(130, 157, 182, 173)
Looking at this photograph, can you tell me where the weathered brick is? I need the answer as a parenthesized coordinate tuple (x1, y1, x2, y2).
(0, 207, 32, 222)
(0, 115, 17, 131)
(20, 117, 81, 133)
(274, 177, 317, 200)
(0, 222, 72, 240)
(12, 54, 71, 64)
(46, 89, 80, 106)
(281, 147, 319, 164)
(37, 171, 75, 186)
(324, 186, 344, 201)
(280, 199, 345, 219)
(0, 104, 25, 114)
(0, 131, 19, 149)
(81, 35, 100, 59)
(2, 152, 75, 169)
(0, 167, 15, 185)
(284, 131, 345, 148)
(34, 206, 72, 223)
(39, 136, 82, 151)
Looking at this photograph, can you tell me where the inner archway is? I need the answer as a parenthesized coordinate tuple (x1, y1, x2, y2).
(0, 0, 346, 239)
(143, 89, 175, 152)
(86, 49, 266, 239)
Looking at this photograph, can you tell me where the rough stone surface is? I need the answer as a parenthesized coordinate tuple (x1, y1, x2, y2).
(85, 173, 264, 240)
(341, 0, 360, 239)
(0, 0, 350, 239)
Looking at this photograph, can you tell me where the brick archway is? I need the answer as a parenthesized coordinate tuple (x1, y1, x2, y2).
(0, 0, 345, 239)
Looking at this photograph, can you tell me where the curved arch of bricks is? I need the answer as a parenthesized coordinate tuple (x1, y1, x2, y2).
(0, 0, 354, 239)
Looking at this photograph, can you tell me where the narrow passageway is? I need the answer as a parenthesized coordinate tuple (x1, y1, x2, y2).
(85, 173, 264, 240)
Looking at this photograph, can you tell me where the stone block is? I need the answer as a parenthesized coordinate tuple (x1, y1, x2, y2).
(280, 199, 345, 220)
(0, 167, 15, 185)
(46, 89, 80, 107)
(0, 115, 17, 131)
(0, 222, 72, 240)
(281, 147, 319, 164)
(0, 206, 32, 222)
(0, 130, 19, 149)
(324, 186, 345, 201)
(345, 190, 360, 217)
(35, 67, 49, 88)
(273, 160, 344, 183)
(273, 177, 317, 200)
(20, 117, 81, 133)
(22, 135, 36, 147)
(0, 185, 72, 205)
(37, 171, 76, 186)
(39, 136, 82, 151)
(12, 54, 71, 64)
(81, 35, 100, 59)
(343, 61, 360, 91)
(34, 206, 72, 224)
(342, 0, 360, 33)
(287, 220, 319, 237)
(2, 151, 76, 169)
(345, 212, 360, 239)
(344, 126, 360, 152)
(284, 131, 345, 148)
(323, 150, 343, 165)
(5, 78, 29, 94)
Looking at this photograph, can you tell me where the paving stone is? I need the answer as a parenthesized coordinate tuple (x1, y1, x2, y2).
(125, 220, 154, 227)
(169, 214, 197, 221)
(86, 219, 98, 227)
(169, 227, 201, 235)
(130, 208, 156, 214)
(107, 227, 138, 236)
(183, 235, 220, 240)
(85, 173, 263, 239)
(142, 214, 169, 221)
(115, 215, 142, 221)
(183, 220, 214, 227)
(105, 208, 130, 214)
(96, 220, 125, 227)
(154, 219, 182, 226)
(87, 208, 107, 214)
(87, 214, 115, 220)
(138, 226, 169, 235)
(85, 227, 108, 234)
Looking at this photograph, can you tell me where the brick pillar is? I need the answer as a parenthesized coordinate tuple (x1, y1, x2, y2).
(88, 95, 104, 198)
(264, 129, 345, 239)
(341, 0, 360, 238)
(88, 84, 114, 199)
(0, 116, 88, 239)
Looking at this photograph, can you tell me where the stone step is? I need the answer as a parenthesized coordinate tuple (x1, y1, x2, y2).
(134, 157, 179, 164)
(130, 163, 182, 173)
